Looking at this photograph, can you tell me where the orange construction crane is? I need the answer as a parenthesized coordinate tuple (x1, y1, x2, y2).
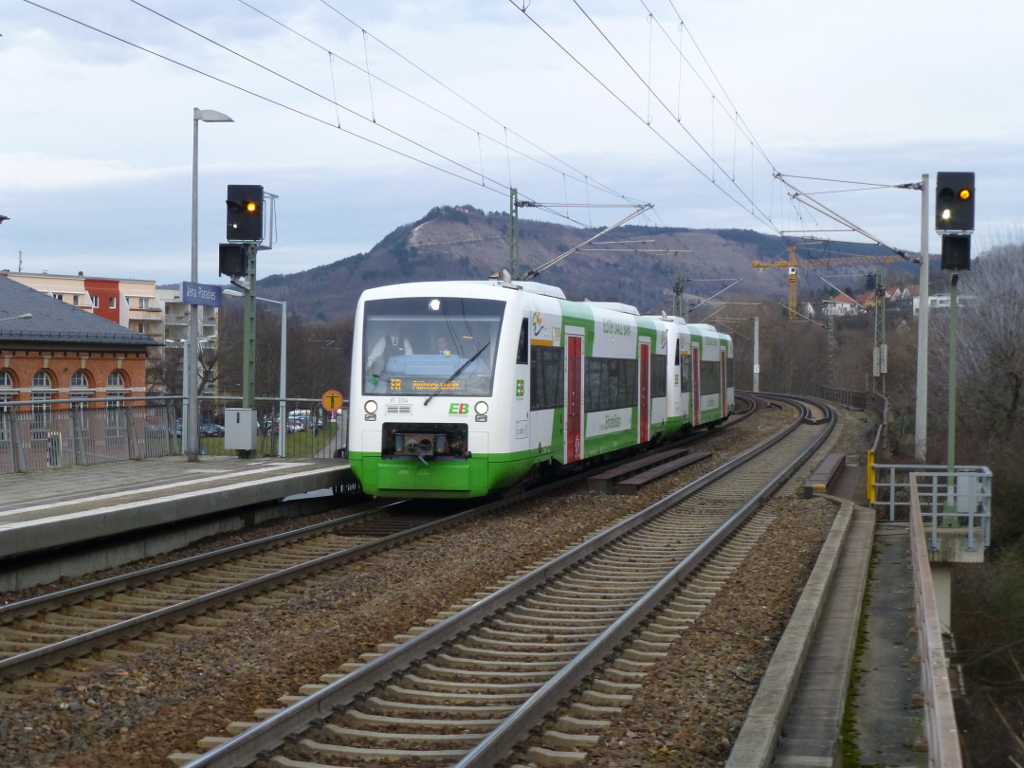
(752, 245, 897, 320)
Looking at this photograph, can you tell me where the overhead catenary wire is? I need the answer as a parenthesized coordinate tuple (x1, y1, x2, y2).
(123, 0, 514, 193)
(776, 174, 917, 261)
(509, 0, 778, 232)
(238, 0, 644, 210)
(22, 0, 647, 239)
(22, 0, 509, 196)
(575, 0, 781, 210)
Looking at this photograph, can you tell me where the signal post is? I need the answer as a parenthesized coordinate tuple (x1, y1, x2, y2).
(221, 184, 268, 457)
(934, 171, 974, 523)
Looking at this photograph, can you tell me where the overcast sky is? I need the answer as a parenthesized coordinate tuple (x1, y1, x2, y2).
(1, 0, 1020, 287)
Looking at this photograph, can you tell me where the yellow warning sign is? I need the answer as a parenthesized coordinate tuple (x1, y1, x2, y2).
(321, 389, 343, 412)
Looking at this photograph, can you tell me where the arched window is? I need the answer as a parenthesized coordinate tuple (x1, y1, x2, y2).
(70, 370, 93, 408)
(0, 370, 14, 444)
(31, 370, 54, 440)
(106, 370, 129, 437)
(0, 370, 14, 400)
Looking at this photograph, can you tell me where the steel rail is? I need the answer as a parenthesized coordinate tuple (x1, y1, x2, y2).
(0, 501, 407, 621)
(455, 395, 834, 767)
(180, 395, 829, 768)
(0, 404, 753, 681)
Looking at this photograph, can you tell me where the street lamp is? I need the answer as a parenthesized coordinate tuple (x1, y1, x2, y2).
(188, 108, 233, 462)
(224, 290, 287, 457)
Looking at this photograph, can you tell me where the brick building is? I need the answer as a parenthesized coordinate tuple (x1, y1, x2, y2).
(0, 275, 156, 407)
(0, 271, 219, 395)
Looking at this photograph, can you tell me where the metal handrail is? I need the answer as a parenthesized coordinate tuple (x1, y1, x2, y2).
(909, 474, 964, 767)
(870, 464, 991, 550)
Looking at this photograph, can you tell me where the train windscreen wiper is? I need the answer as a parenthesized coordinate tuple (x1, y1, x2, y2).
(424, 342, 490, 406)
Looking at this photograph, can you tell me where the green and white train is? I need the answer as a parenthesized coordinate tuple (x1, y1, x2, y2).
(348, 277, 734, 498)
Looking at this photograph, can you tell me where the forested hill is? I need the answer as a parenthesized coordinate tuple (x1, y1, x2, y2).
(257, 205, 897, 322)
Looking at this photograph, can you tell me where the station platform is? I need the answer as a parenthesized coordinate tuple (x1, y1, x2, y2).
(0, 455, 355, 562)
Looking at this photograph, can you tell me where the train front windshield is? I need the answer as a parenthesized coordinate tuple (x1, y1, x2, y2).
(362, 296, 504, 397)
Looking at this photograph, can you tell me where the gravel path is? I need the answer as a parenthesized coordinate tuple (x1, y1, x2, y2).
(0, 403, 868, 768)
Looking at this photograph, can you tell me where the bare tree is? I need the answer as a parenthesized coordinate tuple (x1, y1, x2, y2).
(927, 243, 1024, 459)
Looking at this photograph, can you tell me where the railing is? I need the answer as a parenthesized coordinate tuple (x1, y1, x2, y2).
(870, 463, 991, 550)
(0, 395, 348, 474)
(189, 396, 347, 460)
(0, 396, 180, 473)
(909, 474, 964, 768)
(818, 385, 867, 410)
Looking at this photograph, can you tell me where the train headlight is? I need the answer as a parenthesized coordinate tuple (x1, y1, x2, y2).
(474, 401, 488, 422)
(364, 400, 378, 414)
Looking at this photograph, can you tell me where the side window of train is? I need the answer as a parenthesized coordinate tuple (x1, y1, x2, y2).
(675, 339, 681, 366)
(652, 353, 667, 398)
(530, 346, 564, 410)
(700, 359, 721, 396)
(517, 319, 529, 365)
(680, 353, 692, 393)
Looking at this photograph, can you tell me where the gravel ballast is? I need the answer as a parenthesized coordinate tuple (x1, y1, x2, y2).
(0, 404, 869, 768)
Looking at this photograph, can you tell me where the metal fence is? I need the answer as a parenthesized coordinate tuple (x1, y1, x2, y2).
(908, 475, 965, 768)
(870, 463, 991, 550)
(188, 396, 347, 460)
(818, 385, 868, 410)
(0, 396, 180, 473)
(0, 395, 348, 474)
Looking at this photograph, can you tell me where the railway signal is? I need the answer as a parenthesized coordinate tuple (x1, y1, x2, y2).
(935, 172, 975, 271)
(935, 172, 974, 232)
(941, 234, 972, 271)
(226, 184, 264, 242)
(218, 243, 248, 278)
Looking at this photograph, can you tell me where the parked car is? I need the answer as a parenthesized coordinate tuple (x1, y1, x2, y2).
(199, 422, 225, 437)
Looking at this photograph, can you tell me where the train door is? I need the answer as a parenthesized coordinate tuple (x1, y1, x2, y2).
(566, 335, 583, 463)
(691, 342, 701, 426)
(720, 349, 728, 419)
(639, 340, 650, 443)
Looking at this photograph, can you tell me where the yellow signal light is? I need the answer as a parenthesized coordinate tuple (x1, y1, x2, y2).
(244, 201, 258, 213)
(958, 188, 971, 201)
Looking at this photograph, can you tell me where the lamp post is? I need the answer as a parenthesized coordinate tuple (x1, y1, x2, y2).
(188, 108, 233, 462)
(224, 290, 287, 457)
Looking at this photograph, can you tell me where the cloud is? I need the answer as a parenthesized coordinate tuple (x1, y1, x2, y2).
(0, 152, 178, 192)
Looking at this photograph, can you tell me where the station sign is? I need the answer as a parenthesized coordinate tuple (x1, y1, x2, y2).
(182, 281, 222, 307)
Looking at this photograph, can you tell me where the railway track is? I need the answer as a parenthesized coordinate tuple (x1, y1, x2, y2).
(170, 395, 833, 768)
(0, 397, 758, 685)
(0, 502, 450, 680)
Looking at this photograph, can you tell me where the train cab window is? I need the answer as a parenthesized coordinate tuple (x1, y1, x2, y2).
(362, 296, 504, 397)
(516, 319, 529, 365)
(680, 351, 692, 394)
